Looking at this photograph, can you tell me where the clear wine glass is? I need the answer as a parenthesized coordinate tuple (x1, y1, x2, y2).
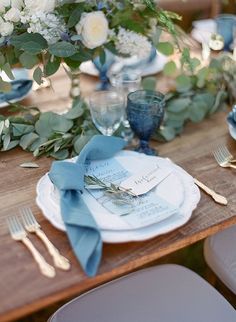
(127, 90, 165, 155)
(89, 91, 124, 136)
(110, 71, 141, 140)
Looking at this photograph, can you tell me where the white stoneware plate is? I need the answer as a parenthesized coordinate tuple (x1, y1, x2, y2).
(36, 151, 200, 243)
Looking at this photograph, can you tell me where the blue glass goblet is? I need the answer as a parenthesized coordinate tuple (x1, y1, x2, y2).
(127, 90, 165, 155)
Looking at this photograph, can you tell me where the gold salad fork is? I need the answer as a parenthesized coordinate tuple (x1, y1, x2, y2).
(20, 207, 70, 271)
(7, 216, 56, 278)
(215, 145, 236, 163)
(213, 146, 236, 169)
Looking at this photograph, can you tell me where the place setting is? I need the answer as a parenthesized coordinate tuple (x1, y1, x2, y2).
(1, 1, 236, 320)
(33, 85, 230, 277)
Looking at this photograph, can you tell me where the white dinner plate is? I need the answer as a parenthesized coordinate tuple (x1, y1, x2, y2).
(36, 151, 200, 243)
(0, 69, 32, 108)
(79, 52, 168, 78)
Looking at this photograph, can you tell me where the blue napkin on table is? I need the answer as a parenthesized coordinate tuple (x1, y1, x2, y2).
(0, 69, 32, 104)
(49, 135, 126, 276)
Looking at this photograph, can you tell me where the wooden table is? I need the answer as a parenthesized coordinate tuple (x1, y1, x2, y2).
(1, 70, 236, 322)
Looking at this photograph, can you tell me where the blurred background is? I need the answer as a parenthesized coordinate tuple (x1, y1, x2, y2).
(159, 0, 236, 30)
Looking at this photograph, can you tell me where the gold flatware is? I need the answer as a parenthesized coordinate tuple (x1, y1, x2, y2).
(194, 178, 228, 205)
(214, 145, 236, 163)
(213, 147, 236, 169)
(21, 207, 71, 271)
(7, 216, 56, 278)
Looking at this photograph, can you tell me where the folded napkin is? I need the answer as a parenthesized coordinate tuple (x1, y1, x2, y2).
(0, 69, 32, 104)
(49, 135, 126, 276)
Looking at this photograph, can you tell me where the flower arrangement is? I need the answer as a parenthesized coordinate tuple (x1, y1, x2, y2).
(0, 0, 181, 90)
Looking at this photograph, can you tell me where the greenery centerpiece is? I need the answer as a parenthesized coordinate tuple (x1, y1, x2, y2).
(0, 0, 234, 159)
(0, 0, 181, 90)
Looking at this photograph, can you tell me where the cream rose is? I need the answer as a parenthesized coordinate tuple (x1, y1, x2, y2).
(4, 8, 21, 22)
(24, 0, 56, 13)
(75, 11, 109, 49)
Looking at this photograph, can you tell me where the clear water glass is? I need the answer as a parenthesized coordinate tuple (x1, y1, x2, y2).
(110, 71, 141, 130)
(127, 90, 165, 155)
(89, 91, 124, 136)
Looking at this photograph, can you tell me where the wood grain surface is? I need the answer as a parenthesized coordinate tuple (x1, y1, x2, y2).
(0, 70, 236, 322)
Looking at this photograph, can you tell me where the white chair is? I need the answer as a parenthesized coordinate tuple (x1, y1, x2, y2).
(204, 225, 236, 294)
(48, 264, 235, 322)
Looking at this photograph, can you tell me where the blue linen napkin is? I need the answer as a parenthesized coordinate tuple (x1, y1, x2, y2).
(49, 135, 126, 276)
(0, 69, 33, 104)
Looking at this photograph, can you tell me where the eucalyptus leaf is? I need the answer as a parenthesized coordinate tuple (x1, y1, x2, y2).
(44, 56, 60, 76)
(167, 109, 190, 122)
(0, 120, 4, 135)
(50, 149, 69, 160)
(142, 77, 157, 91)
(12, 123, 35, 137)
(35, 112, 54, 138)
(167, 97, 191, 113)
(49, 42, 77, 57)
(176, 75, 192, 93)
(158, 126, 176, 141)
(68, 6, 82, 28)
(50, 114, 73, 132)
(29, 137, 48, 152)
(19, 52, 39, 69)
(165, 118, 184, 129)
(65, 102, 84, 119)
(2, 63, 14, 80)
(5, 140, 19, 150)
(20, 132, 39, 150)
(163, 61, 177, 76)
(99, 50, 106, 65)
(70, 35, 82, 41)
(209, 90, 227, 115)
(2, 133, 10, 150)
(21, 41, 44, 55)
(33, 66, 43, 85)
(156, 42, 174, 56)
(20, 162, 39, 168)
(0, 53, 5, 66)
(189, 102, 206, 123)
(4, 119, 10, 128)
(74, 134, 93, 154)
(10, 33, 48, 50)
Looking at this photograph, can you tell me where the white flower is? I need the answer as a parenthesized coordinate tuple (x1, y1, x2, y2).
(11, 0, 24, 10)
(75, 11, 109, 49)
(24, 0, 56, 13)
(4, 8, 21, 22)
(0, 21, 14, 36)
(2, 0, 11, 6)
(115, 27, 152, 58)
(21, 11, 66, 44)
(0, 0, 10, 13)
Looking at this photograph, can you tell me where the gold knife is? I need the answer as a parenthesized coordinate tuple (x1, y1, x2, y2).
(194, 178, 228, 206)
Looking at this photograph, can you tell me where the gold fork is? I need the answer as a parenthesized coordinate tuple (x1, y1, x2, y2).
(214, 145, 236, 163)
(20, 207, 70, 271)
(213, 147, 236, 169)
(7, 216, 56, 278)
